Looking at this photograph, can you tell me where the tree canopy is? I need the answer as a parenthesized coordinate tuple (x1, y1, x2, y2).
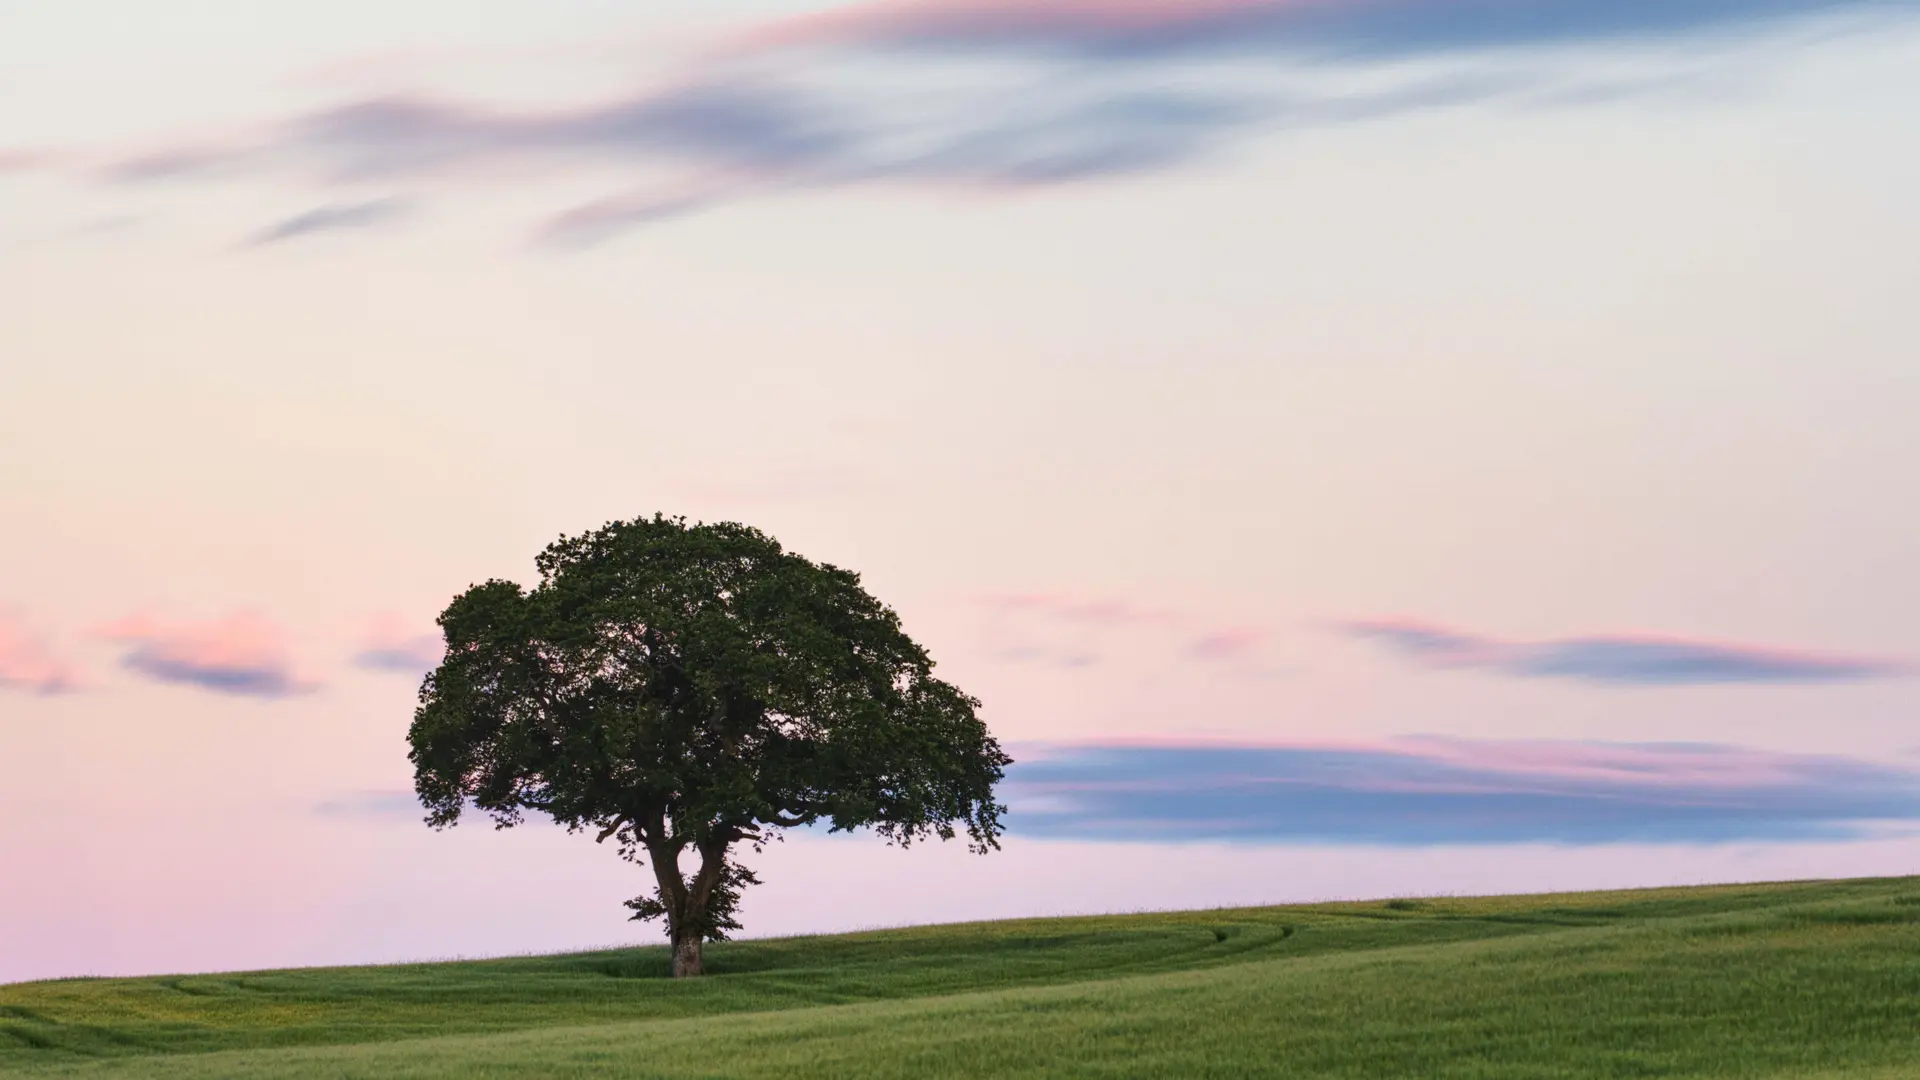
(407, 516, 1010, 975)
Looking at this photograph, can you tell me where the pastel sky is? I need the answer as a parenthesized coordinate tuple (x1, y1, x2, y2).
(5, 0, 1920, 984)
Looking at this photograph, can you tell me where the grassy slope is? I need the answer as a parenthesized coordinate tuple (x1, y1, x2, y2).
(3, 877, 1919, 1078)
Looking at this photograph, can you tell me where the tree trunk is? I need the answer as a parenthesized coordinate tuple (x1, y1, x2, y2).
(671, 929, 704, 977)
(645, 831, 732, 978)
(667, 837, 730, 978)
(643, 834, 703, 978)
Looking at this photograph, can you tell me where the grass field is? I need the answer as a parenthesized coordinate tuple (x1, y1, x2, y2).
(4, 876, 1919, 1078)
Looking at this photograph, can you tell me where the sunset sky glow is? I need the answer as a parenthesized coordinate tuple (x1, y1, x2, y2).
(5, 0, 1920, 984)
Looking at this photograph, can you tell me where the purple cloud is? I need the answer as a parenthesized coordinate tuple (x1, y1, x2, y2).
(246, 197, 409, 246)
(1006, 737, 1920, 844)
(77, 0, 1911, 245)
(535, 188, 728, 248)
(1345, 619, 1908, 686)
(95, 612, 313, 698)
(315, 790, 425, 819)
(102, 145, 251, 182)
(352, 616, 444, 675)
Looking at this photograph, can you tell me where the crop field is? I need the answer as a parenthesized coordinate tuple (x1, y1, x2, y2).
(4, 876, 1919, 1078)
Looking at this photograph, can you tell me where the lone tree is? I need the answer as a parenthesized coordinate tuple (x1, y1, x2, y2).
(408, 515, 1009, 976)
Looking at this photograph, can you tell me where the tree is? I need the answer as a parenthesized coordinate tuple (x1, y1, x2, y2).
(407, 515, 1010, 976)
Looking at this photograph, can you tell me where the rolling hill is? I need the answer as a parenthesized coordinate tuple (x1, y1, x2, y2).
(4, 876, 1919, 1078)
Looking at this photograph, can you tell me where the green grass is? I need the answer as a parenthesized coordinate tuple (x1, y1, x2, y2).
(5, 876, 1920, 1078)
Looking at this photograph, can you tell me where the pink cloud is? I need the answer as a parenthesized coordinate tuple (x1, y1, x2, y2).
(983, 592, 1182, 627)
(0, 616, 80, 695)
(96, 612, 313, 698)
(352, 615, 444, 676)
(1189, 626, 1265, 660)
(735, 0, 1899, 59)
(0, 149, 59, 173)
(981, 592, 1284, 674)
(736, 0, 1315, 51)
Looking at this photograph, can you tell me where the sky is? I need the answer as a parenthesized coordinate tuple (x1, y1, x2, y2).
(5, 0, 1920, 984)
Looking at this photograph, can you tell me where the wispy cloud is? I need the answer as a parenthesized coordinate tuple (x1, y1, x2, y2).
(0, 149, 62, 174)
(1344, 619, 1908, 686)
(103, 146, 244, 183)
(0, 616, 80, 695)
(96, 612, 313, 698)
(985, 593, 1184, 628)
(246, 197, 409, 246)
(981, 592, 1281, 673)
(535, 186, 729, 248)
(1006, 738, 1920, 844)
(995, 643, 1103, 669)
(315, 790, 423, 819)
(76, 0, 1913, 244)
(745, 0, 1905, 60)
(1190, 626, 1266, 660)
(351, 615, 443, 676)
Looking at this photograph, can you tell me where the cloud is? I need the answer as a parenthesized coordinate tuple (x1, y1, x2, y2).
(1344, 619, 1908, 686)
(246, 197, 409, 246)
(1190, 627, 1266, 659)
(1004, 738, 1920, 844)
(982, 592, 1281, 672)
(0, 149, 61, 174)
(315, 790, 424, 819)
(0, 617, 80, 695)
(978, 593, 1163, 667)
(328, 737, 1920, 845)
(747, 0, 1908, 60)
(102, 146, 245, 183)
(242, 75, 1265, 193)
(67, 214, 148, 237)
(96, 612, 313, 698)
(994, 643, 1102, 669)
(352, 615, 443, 675)
(535, 187, 729, 248)
(984, 593, 1183, 627)
(81, 0, 1913, 244)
